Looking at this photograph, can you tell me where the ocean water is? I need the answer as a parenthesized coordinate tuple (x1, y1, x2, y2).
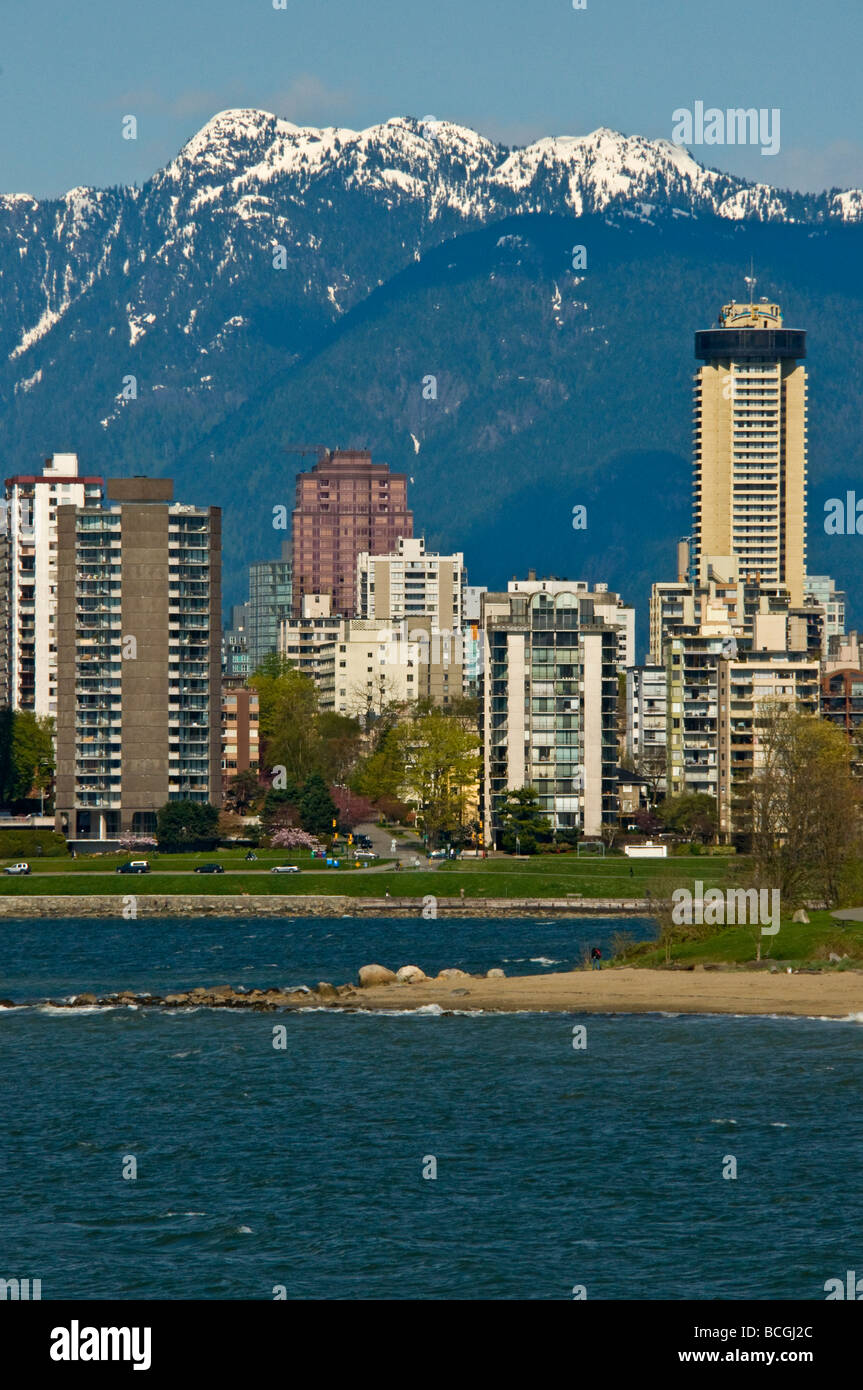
(0, 916, 860, 1301)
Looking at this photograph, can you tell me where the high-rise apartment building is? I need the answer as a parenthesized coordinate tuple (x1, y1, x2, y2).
(247, 540, 292, 673)
(479, 584, 619, 841)
(804, 574, 846, 657)
(356, 537, 463, 628)
(664, 606, 819, 839)
(279, 598, 463, 718)
(0, 454, 103, 715)
(291, 450, 413, 618)
(507, 577, 635, 670)
(625, 665, 667, 765)
(222, 603, 250, 684)
(692, 299, 807, 606)
(55, 478, 221, 843)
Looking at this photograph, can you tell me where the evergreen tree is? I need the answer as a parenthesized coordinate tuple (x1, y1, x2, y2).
(297, 773, 338, 836)
(157, 800, 220, 845)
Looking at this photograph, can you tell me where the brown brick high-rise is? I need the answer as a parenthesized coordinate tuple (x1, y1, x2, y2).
(55, 477, 222, 845)
(291, 450, 413, 617)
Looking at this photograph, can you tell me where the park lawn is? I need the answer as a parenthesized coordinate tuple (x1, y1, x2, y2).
(434, 853, 746, 896)
(0, 849, 378, 875)
(0, 853, 750, 899)
(617, 909, 863, 968)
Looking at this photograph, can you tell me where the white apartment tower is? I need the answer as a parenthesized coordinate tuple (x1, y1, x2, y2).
(692, 299, 807, 607)
(0, 454, 103, 715)
(356, 537, 463, 628)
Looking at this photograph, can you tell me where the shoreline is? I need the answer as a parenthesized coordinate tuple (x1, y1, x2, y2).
(0, 894, 655, 918)
(7, 966, 863, 1019)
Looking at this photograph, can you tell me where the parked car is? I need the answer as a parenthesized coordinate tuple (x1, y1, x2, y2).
(271, 865, 300, 874)
(116, 861, 150, 874)
(4, 862, 30, 875)
(194, 863, 224, 874)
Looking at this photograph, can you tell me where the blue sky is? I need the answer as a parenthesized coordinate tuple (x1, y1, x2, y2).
(2, 0, 861, 197)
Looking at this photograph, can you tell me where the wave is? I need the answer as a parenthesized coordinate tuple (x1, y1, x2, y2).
(37, 1003, 121, 1015)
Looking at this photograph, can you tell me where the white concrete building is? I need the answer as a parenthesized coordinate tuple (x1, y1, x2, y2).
(0, 454, 103, 716)
(507, 577, 635, 670)
(356, 537, 463, 629)
(479, 584, 620, 841)
(625, 664, 667, 764)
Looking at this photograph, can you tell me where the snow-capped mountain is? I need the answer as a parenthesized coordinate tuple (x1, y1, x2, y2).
(2, 110, 863, 627)
(2, 111, 861, 370)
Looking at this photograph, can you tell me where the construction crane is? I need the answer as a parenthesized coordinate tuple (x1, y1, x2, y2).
(283, 444, 331, 463)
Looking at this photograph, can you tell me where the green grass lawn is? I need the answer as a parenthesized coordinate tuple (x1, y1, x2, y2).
(616, 909, 863, 969)
(0, 850, 749, 898)
(0, 849, 379, 875)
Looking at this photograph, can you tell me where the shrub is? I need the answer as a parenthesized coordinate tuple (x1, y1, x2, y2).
(0, 829, 69, 858)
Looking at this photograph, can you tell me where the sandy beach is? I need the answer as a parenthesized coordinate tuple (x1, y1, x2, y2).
(343, 967, 863, 1018)
(28, 965, 863, 1019)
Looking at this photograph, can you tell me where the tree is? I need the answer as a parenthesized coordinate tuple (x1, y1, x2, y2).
(659, 793, 717, 843)
(749, 704, 862, 908)
(632, 746, 667, 810)
(330, 785, 377, 831)
(497, 787, 552, 854)
(297, 773, 338, 836)
(393, 711, 480, 846)
(157, 800, 219, 845)
(251, 659, 320, 785)
(269, 828, 322, 852)
(3, 711, 55, 804)
(225, 768, 261, 814)
(630, 807, 663, 837)
(260, 786, 300, 835)
(351, 728, 406, 804)
(268, 673, 321, 783)
(316, 712, 363, 784)
(349, 672, 402, 720)
(600, 822, 619, 852)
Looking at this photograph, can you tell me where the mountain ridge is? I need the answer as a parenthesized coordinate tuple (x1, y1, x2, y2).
(2, 111, 863, 644)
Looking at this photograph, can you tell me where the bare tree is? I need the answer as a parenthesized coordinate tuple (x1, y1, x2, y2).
(749, 703, 862, 908)
(632, 746, 667, 810)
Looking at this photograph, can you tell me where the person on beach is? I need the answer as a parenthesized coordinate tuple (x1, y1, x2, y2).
(590, 946, 602, 971)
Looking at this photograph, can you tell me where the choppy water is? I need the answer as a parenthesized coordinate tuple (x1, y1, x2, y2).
(0, 917, 859, 1300)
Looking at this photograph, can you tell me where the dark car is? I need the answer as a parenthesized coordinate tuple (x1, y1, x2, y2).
(194, 863, 224, 874)
(116, 861, 150, 874)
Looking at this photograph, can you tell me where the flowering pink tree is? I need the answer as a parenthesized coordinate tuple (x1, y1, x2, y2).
(118, 834, 158, 850)
(269, 828, 323, 852)
(330, 786, 376, 831)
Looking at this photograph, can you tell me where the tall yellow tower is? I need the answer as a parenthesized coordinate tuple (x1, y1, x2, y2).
(692, 298, 807, 607)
